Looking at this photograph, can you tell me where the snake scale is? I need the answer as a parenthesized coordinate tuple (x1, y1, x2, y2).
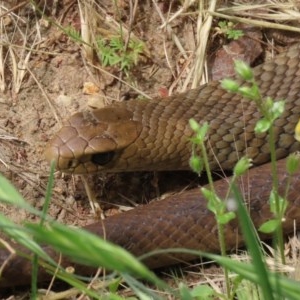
(1, 44, 300, 287)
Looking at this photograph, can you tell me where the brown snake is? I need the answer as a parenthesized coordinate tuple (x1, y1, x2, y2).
(1, 44, 300, 287)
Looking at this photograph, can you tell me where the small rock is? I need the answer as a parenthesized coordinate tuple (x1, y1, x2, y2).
(83, 82, 100, 95)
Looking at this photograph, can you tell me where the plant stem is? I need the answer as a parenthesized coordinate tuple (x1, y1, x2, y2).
(200, 141, 230, 296)
(268, 126, 285, 263)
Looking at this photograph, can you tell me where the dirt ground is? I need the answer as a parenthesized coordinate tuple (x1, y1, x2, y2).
(0, 0, 182, 228)
(1, 0, 300, 298)
(0, 2, 210, 296)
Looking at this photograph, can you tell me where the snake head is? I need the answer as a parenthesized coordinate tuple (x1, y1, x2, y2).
(44, 107, 142, 174)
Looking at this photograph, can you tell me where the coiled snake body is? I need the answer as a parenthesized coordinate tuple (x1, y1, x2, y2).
(1, 44, 300, 287)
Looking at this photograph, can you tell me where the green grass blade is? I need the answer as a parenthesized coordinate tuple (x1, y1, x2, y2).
(231, 184, 274, 299)
(25, 221, 170, 292)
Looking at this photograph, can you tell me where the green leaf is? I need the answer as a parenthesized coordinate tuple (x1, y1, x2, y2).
(0, 174, 41, 215)
(0, 214, 52, 262)
(65, 26, 81, 41)
(271, 100, 285, 119)
(189, 118, 200, 132)
(110, 36, 124, 50)
(25, 222, 162, 284)
(238, 85, 261, 100)
(179, 283, 193, 300)
(189, 155, 203, 175)
(218, 21, 227, 29)
(233, 156, 252, 176)
(108, 277, 123, 293)
(269, 190, 287, 215)
(264, 96, 274, 111)
(197, 122, 209, 141)
(201, 187, 225, 215)
(218, 211, 236, 225)
(201, 187, 217, 214)
(286, 153, 300, 175)
(189, 120, 209, 142)
(255, 118, 270, 133)
(203, 252, 300, 299)
(258, 219, 280, 233)
(227, 30, 244, 40)
(0, 174, 27, 206)
(190, 284, 215, 299)
(269, 189, 278, 214)
(234, 60, 253, 81)
(221, 78, 239, 92)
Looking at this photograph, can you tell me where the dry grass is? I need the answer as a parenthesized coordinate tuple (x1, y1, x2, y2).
(0, 2, 43, 93)
(71, 0, 300, 99)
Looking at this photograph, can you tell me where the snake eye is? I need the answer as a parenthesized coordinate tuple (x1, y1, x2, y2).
(91, 151, 114, 166)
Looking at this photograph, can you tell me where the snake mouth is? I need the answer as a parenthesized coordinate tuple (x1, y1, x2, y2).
(44, 142, 115, 174)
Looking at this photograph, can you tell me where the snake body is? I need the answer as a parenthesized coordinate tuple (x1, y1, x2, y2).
(1, 44, 300, 287)
(44, 44, 300, 174)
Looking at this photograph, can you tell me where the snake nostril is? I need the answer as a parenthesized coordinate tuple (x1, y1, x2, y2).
(91, 151, 115, 166)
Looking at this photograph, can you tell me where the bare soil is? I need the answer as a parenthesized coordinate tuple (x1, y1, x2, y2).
(0, 0, 182, 228)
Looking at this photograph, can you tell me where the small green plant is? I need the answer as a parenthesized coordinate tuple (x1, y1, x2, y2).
(59, 25, 145, 74)
(64, 25, 82, 41)
(189, 59, 300, 298)
(96, 36, 144, 72)
(189, 120, 253, 297)
(221, 60, 288, 262)
(217, 21, 244, 40)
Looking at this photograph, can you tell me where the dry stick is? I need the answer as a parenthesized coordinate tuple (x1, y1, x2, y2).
(88, 60, 152, 99)
(152, 0, 191, 94)
(169, 53, 195, 95)
(96, 2, 142, 46)
(191, 0, 218, 88)
(78, 0, 94, 61)
(152, 0, 188, 60)
(0, 239, 16, 276)
(0, 0, 28, 19)
(209, 11, 300, 33)
(124, 0, 138, 50)
(218, 3, 300, 21)
(80, 175, 103, 218)
(0, 15, 6, 92)
(45, 253, 63, 295)
(159, 0, 197, 29)
(9, 36, 38, 94)
(78, 267, 103, 300)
